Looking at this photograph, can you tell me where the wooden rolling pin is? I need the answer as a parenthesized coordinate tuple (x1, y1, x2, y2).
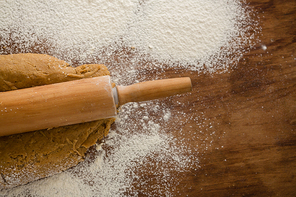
(0, 76, 192, 136)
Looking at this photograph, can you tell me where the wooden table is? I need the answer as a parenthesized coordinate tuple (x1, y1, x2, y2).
(1, 0, 295, 196)
(164, 0, 295, 196)
(127, 0, 295, 196)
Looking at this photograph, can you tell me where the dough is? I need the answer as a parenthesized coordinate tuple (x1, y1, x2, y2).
(0, 53, 115, 190)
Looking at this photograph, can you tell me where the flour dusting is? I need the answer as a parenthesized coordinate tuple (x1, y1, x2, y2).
(0, 0, 137, 65)
(1, 102, 197, 196)
(125, 0, 257, 72)
(0, 0, 259, 196)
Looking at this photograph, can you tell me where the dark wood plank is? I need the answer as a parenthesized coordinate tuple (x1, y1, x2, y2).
(130, 0, 295, 196)
(165, 0, 296, 196)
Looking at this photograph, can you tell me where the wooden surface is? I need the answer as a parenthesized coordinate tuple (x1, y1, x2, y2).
(130, 0, 296, 196)
(169, 0, 296, 196)
(1, 0, 295, 196)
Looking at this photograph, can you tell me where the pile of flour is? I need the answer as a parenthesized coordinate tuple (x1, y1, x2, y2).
(0, 0, 257, 72)
(0, 0, 259, 196)
(125, 0, 256, 71)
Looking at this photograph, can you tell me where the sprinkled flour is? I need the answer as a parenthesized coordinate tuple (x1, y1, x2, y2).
(0, 0, 258, 72)
(0, 0, 138, 65)
(0, 0, 259, 196)
(125, 0, 256, 71)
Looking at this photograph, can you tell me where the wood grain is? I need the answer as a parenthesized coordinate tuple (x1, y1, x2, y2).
(170, 0, 296, 196)
(0, 0, 295, 196)
(127, 0, 296, 196)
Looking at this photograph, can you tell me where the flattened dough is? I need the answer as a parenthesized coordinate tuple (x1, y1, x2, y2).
(0, 53, 115, 190)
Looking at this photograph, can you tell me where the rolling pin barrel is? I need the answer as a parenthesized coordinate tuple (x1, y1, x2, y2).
(0, 76, 117, 137)
(0, 76, 192, 137)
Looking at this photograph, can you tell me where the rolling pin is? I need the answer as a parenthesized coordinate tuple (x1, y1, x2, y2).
(0, 76, 192, 137)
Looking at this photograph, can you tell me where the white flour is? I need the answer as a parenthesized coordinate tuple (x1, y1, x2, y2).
(0, 0, 257, 72)
(0, 0, 137, 65)
(0, 0, 259, 196)
(1, 103, 198, 197)
(125, 0, 254, 71)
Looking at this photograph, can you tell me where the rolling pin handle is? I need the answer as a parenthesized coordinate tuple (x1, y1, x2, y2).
(116, 77, 192, 106)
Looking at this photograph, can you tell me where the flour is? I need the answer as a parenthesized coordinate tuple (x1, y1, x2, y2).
(0, 0, 137, 65)
(125, 0, 255, 71)
(0, 0, 259, 196)
(1, 103, 197, 197)
(0, 0, 257, 72)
